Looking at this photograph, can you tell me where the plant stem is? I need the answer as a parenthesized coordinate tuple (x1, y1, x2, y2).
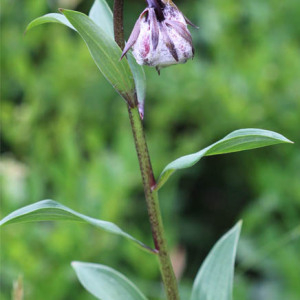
(128, 106, 180, 300)
(113, 2, 179, 298)
(113, 0, 125, 49)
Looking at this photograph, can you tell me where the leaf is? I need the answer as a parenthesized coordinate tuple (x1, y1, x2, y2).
(26, 6, 146, 112)
(89, 0, 114, 38)
(156, 129, 293, 190)
(72, 262, 148, 300)
(88, 1, 146, 117)
(0, 200, 156, 254)
(26, 9, 135, 101)
(26, 13, 75, 32)
(60, 9, 135, 101)
(190, 221, 242, 300)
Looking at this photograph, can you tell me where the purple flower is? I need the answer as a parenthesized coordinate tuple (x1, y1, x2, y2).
(121, 0, 197, 73)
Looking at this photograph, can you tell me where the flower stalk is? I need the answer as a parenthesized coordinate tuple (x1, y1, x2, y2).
(113, 1, 180, 298)
(128, 106, 180, 300)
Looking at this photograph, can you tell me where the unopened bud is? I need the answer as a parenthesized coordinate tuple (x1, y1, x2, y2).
(121, 0, 197, 73)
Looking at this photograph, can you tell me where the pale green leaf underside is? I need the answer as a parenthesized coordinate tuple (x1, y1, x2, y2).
(0, 200, 155, 254)
(191, 221, 242, 300)
(156, 129, 292, 190)
(88, 0, 146, 112)
(72, 262, 148, 300)
(89, 0, 114, 38)
(127, 53, 146, 116)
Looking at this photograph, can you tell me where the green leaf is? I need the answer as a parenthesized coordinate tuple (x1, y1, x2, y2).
(26, 6, 146, 111)
(89, 0, 114, 38)
(88, 1, 146, 116)
(26, 9, 135, 101)
(0, 200, 155, 254)
(156, 129, 293, 190)
(190, 221, 242, 300)
(72, 261, 148, 300)
(60, 9, 135, 101)
(26, 13, 75, 32)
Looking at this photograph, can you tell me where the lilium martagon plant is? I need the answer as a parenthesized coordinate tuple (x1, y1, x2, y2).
(0, 0, 293, 300)
(121, 0, 198, 74)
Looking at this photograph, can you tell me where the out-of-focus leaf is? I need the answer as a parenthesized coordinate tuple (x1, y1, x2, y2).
(88, 1, 146, 117)
(0, 200, 156, 254)
(72, 261, 148, 300)
(191, 221, 242, 300)
(156, 129, 293, 190)
(89, 0, 114, 38)
(26, 13, 75, 31)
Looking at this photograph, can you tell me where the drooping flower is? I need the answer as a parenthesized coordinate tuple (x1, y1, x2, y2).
(121, 0, 197, 74)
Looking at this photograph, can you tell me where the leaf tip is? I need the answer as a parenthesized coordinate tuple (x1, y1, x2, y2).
(25, 22, 34, 35)
(279, 134, 294, 144)
(71, 261, 80, 269)
(236, 219, 243, 230)
(138, 103, 144, 120)
(120, 53, 126, 61)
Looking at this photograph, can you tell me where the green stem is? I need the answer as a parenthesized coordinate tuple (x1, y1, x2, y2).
(113, 1, 179, 297)
(128, 106, 180, 300)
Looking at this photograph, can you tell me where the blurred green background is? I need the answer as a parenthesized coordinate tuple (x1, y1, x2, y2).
(1, 0, 300, 299)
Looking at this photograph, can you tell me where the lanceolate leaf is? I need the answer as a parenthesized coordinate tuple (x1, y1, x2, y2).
(60, 9, 135, 101)
(72, 262, 148, 300)
(191, 222, 242, 300)
(88, 0, 146, 117)
(0, 200, 155, 254)
(26, 5, 146, 113)
(26, 9, 135, 101)
(156, 129, 293, 190)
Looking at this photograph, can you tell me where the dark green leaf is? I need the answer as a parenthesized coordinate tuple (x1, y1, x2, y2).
(191, 221, 242, 300)
(72, 261, 148, 300)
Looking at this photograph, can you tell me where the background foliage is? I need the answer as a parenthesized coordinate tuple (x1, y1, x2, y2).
(1, 0, 299, 299)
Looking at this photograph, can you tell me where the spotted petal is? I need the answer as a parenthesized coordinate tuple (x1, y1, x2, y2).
(166, 20, 192, 45)
(160, 22, 179, 61)
(149, 8, 159, 51)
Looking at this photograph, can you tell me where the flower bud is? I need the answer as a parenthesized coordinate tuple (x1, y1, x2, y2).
(121, 0, 196, 73)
